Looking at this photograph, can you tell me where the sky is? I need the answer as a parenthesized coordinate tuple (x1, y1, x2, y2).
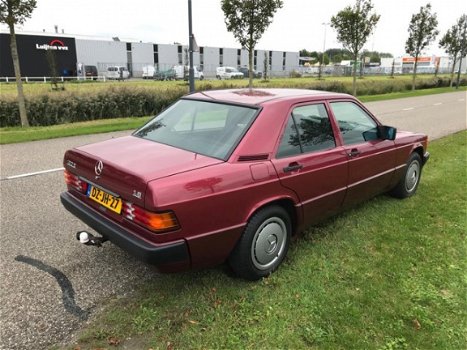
(2, 0, 466, 57)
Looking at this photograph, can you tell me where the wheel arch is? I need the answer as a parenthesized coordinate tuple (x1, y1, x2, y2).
(246, 197, 300, 236)
(412, 144, 424, 161)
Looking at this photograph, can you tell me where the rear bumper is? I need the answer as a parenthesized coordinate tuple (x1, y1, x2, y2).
(60, 192, 190, 266)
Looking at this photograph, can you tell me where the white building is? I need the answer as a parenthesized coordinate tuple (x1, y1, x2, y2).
(0, 29, 300, 79)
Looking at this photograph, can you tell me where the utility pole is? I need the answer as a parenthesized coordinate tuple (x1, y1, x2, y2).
(188, 0, 194, 93)
(319, 22, 330, 80)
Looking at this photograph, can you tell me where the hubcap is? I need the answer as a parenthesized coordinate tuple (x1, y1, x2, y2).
(251, 217, 287, 270)
(405, 160, 420, 192)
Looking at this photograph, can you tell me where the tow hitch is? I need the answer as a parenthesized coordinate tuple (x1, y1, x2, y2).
(76, 231, 108, 247)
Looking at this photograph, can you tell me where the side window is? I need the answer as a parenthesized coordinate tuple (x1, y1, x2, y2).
(277, 115, 301, 158)
(330, 102, 378, 145)
(293, 104, 335, 153)
(276, 103, 335, 158)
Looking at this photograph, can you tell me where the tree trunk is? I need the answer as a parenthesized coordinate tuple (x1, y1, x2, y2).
(411, 55, 418, 91)
(9, 23, 29, 127)
(318, 53, 322, 80)
(248, 47, 253, 91)
(450, 55, 457, 88)
(352, 52, 358, 96)
(455, 55, 462, 89)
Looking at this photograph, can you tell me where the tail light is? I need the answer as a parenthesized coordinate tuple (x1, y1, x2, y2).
(64, 170, 88, 193)
(122, 201, 179, 233)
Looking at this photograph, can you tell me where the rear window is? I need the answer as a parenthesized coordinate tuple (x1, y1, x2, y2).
(134, 100, 258, 160)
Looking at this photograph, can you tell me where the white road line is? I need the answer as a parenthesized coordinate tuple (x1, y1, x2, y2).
(3, 167, 65, 180)
(402, 107, 414, 111)
(433, 102, 442, 106)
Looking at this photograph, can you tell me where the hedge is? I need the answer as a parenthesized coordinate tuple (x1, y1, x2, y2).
(0, 87, 185, 127)
(0, 76, 465, 127)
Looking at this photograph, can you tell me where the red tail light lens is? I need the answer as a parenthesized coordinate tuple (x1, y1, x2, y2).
(122, 201, 179, 233)
(64, 170, 88, 193)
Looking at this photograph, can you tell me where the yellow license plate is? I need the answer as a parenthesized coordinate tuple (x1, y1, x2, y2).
(87, 185, 122, 214)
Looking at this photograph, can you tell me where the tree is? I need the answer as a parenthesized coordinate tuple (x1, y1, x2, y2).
(439, 15, 467, 88)
(405, 3, 439, 91)
(263, 50, 268, 80)
(0, 0, 36, 127)
(455, 15, 467, 89)
(221, 0, 283, 90)
(330, 0, 380, 95)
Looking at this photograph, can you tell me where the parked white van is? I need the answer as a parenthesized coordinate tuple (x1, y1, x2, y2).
(106, 66, 130, 80)
(216, 66, 244, 79)
(173, 65, 204, 80)
(142, 65, 156, 79)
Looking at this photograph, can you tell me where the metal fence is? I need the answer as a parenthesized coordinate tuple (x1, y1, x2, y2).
(0, 66, 458, 83)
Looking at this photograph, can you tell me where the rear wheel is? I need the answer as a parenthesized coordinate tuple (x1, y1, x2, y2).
(229, 206, 291, 280)
(389, 152, 422, 198)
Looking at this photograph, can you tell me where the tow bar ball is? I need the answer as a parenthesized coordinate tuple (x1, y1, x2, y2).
(76, 231, 107, 247)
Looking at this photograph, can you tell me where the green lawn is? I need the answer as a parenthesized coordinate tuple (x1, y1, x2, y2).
(0, 117, 150, 144)
(65, 131, 466, 350)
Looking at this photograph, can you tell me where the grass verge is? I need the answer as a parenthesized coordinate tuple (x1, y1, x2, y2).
(1, 87, 465, 144)
(0, 117, 150, 144)
(65, 131, 466, 350)
(358, 85, 467, 102)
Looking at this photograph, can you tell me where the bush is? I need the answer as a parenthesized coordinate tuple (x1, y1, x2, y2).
(289, 70, 302, 78)
(0, 87, 185, 127)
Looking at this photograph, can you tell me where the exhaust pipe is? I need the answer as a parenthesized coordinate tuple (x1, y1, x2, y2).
(76, 231, 107, 247)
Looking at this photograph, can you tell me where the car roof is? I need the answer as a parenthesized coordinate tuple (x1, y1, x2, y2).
(186, 88, 351, 106)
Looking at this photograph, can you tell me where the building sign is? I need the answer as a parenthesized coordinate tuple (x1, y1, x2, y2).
(0, 33, 77, 77)
(402, 57, 432, 63)
(36, 39, 69, 51)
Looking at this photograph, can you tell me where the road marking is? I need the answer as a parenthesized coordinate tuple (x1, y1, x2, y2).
(2, 167, 64, 180)
(433, 102, 442, 106)
(402, 107, 414, 111)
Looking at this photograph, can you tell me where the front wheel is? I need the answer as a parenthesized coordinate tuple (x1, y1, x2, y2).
(229, 206, 291, 280)
(389, 152, 422, 198)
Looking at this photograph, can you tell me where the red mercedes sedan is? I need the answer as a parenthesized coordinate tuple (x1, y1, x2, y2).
(61, 89, 429, 280)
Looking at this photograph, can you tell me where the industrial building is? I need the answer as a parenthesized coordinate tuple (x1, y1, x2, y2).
(0, 30, 300, 79)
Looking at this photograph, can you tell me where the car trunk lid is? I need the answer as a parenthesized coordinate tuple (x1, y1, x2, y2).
(64, 136, 223, 207)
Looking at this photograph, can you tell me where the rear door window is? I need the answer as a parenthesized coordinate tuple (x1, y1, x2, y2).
(277, 103, 336, 158)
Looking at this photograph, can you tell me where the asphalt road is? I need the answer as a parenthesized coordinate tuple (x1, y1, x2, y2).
(0, 91, 465, 350)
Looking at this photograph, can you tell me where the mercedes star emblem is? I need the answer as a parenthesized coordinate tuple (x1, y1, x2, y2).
(95, 160, 103, 176)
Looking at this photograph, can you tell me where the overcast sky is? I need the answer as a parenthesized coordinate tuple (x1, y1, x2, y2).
(2, 0, 466, 56)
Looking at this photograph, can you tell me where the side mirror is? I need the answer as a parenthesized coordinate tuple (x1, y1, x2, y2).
(378, 125, 397, 141)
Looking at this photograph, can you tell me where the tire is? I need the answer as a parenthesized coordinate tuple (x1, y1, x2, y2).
(389, 152, 422, 199)
(216, 75, 221, 80)
(229, 206, 291, 280)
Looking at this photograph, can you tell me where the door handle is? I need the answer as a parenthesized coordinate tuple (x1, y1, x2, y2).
(283, 162, 303, 172)
(348, 148, 361, 157)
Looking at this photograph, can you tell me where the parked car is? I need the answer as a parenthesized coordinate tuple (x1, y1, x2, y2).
(83, 65, 98, 80)
(61, 89, 429, 280)
(154, 68, 177, 81)
(106, 66, 130, 80)
(216, 66, 244, 79)
(238, 67, 262, 79)
(142, 65, 156, 79)
(173, 65, 204, 80)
